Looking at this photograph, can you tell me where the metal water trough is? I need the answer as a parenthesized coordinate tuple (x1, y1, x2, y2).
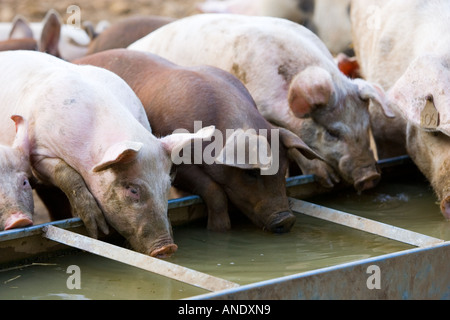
(1, 156, 448, 299)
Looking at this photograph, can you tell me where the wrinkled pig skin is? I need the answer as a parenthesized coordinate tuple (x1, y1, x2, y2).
(0, 116, 33, 231)
(128, 14, 394, 193)
(351, 0, 450, 220)
(75, 49, 321, 233)
(0, 50, 213, 257)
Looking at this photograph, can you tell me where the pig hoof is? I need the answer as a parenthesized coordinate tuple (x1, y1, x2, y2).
(150, 244, 178, 258)
(267, 211, 296, 234)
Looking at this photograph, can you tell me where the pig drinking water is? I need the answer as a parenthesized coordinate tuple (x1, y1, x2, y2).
(0, 50, 213, 257)
(128, 14, 394, 193)
(351, 0, 450, 220)
(74, 49, 320, 232)
(0, 116, 33, 231)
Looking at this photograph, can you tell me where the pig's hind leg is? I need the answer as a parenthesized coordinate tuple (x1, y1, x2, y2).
(33, 158, 109, 238)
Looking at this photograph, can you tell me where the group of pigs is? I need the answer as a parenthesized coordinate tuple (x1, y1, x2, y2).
(0, 0, 448, 259)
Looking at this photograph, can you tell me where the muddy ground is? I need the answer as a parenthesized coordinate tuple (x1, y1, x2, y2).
(1, 0, 204, 23)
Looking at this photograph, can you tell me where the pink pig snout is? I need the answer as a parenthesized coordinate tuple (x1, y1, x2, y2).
(353, 170, 381, 193)
(4, 211, 33, 230)
(150, 243, 178, 258)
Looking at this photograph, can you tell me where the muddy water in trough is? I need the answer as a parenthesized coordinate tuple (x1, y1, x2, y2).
(1, 175, 449, 299)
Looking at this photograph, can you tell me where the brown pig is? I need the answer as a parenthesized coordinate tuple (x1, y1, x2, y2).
(84, 15, 175, 55)
(74, 49, 321, 232)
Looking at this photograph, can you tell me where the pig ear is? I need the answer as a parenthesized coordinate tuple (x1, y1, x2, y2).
(288, 67, 334, 118)
(9, 15, 33, 39)
(11, 115, 30, 156)
(354, 79, 395, 118)
(160, 125, 215, 157)
(92, 141, 143, 172)
(335, 53, 360, 79)
(278, 127, 323, 161)
(215, 129, 273, 170)
(40, 9, 61, 57)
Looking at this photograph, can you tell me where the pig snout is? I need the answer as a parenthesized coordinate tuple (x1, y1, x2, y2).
(4, 211, 33, 230)
(264, 211, 296, 234)
(353, 169, 381, 193)
(150, 243, 179, 258)
(440, 195, 450, 221)
(340, 156, 381, 192)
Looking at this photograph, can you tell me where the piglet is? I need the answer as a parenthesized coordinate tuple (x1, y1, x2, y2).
(74, 49, 321, 233)
(0, 116, 33, 231)
(0, 50, 213, 257)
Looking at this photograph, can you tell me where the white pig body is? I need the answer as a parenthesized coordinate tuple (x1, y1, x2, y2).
(352, 0, 450, 219)
(0, 51, 212, 257)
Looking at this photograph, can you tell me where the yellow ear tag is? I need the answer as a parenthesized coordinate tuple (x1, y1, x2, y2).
(420, 95, 439, 131)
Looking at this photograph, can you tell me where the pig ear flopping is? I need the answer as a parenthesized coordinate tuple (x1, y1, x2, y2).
(288, 66, 335, 118)
(160, 125, 215, 161)
(278, 127, 323, 161)
(214, 129, 273, 170)
(354, 79, 395, 118)
(92, 141, 143, 172)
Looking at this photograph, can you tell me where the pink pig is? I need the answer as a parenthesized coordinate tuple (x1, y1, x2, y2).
(0, 50, 213, 257)
(0, 116, 33, 231)
(352, 0, 450, 220)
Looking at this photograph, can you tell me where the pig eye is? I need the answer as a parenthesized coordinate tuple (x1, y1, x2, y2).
(325, 128, 340, 140)
(22, 177, 30, 188)
(125, 185, 140, 200)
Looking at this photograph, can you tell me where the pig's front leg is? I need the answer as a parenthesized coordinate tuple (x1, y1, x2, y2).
(174, 165, 231, 231)
(33, 158, 109, 238)
(288, 149, 340, 188)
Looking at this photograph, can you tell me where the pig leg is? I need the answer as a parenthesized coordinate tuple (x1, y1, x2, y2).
(33, 158, 109, 237)
(174, 165, 231, 231)
(288, 149, 340, 188)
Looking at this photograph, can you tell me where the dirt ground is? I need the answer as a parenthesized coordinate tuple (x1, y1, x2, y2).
(0, 0, 204, 23)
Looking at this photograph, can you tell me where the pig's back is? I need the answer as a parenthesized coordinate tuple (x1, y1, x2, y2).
(129, 14, 337, 120)
(0, 51, 149, 166)
(130, 14, 333, 67)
